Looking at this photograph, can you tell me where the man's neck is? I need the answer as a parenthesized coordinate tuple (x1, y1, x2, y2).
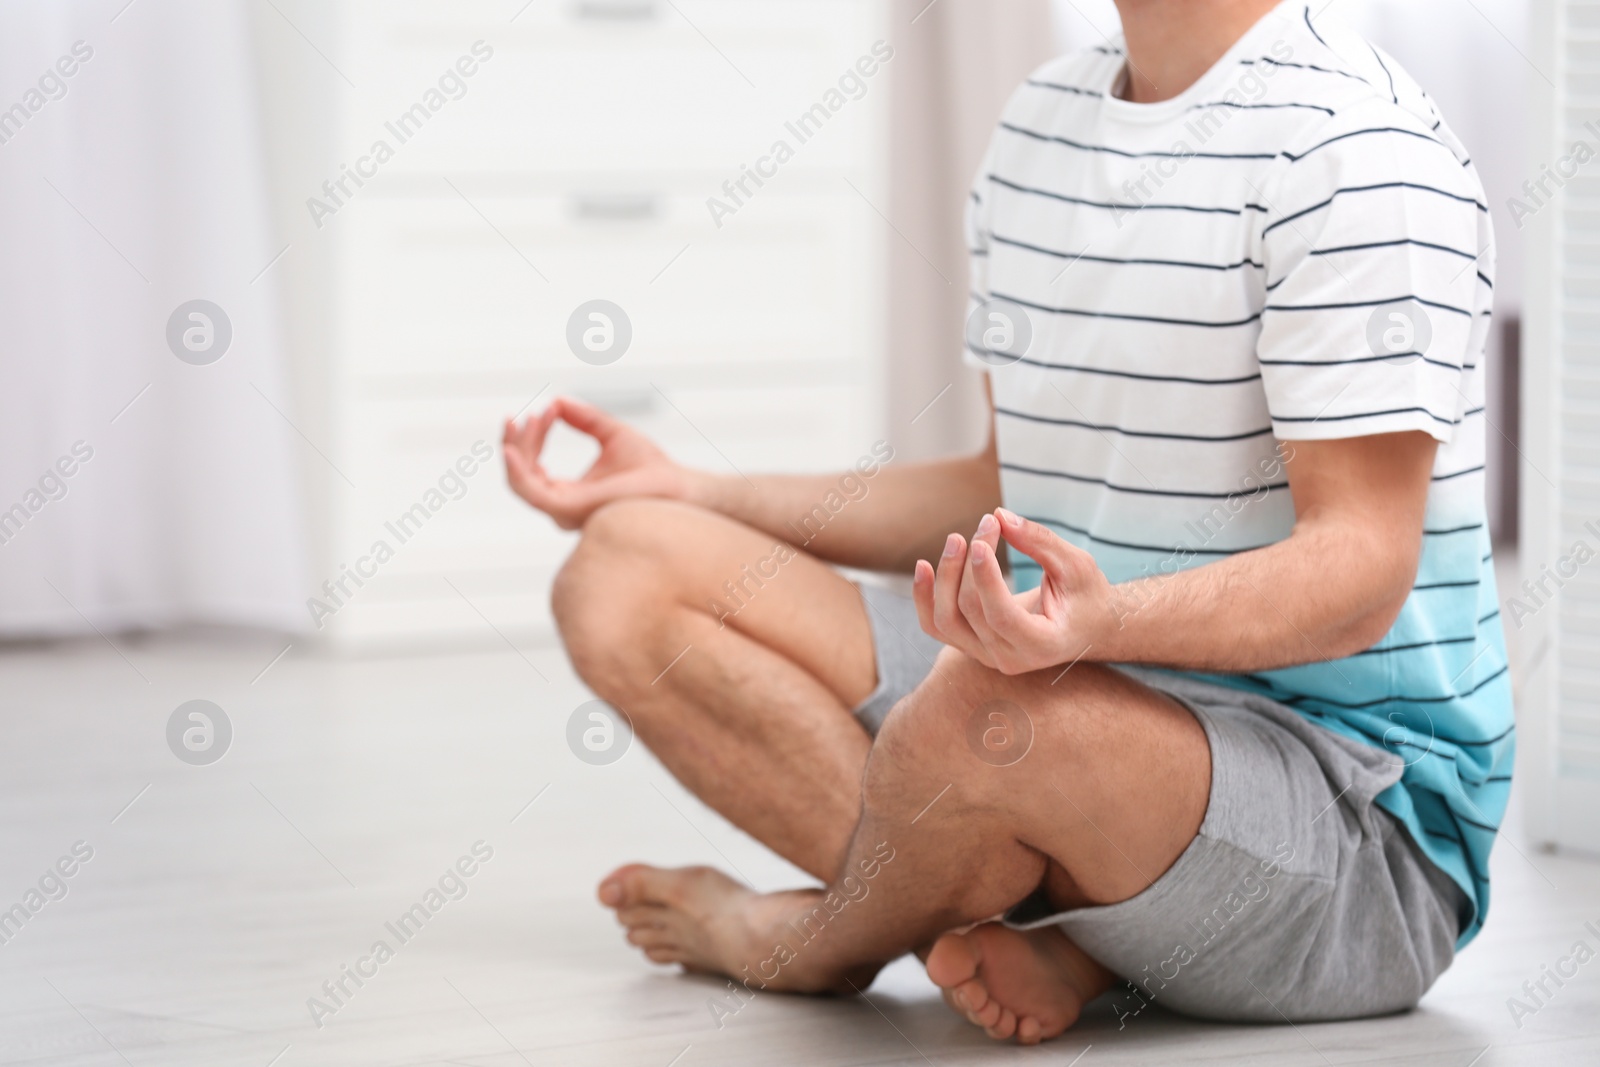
(1113, 0, 1285, 103)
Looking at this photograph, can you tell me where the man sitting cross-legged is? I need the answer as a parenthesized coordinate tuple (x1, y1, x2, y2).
(504, 0, 1512, 1044)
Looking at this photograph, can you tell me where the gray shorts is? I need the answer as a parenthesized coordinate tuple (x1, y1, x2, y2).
(854, 583, 1470, 1023)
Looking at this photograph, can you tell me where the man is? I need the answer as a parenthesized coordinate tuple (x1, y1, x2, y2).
(504, 0, 1510, 1044)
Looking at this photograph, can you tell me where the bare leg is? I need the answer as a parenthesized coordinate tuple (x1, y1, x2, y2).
(600, 646, 1210, 1043)
(553, 498, 879, 881)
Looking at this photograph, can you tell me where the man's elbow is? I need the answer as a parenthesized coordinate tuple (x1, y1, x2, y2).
(1327, 561, 1416, 659)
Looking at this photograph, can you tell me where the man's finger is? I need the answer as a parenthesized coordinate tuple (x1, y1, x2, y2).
(996, 508, 1085, 585)
(933, 534, 976, 640)
(914, 559, 993, 663)
(913, 559, 940, 638)
(553, 396, 626, 443)
(968, 537, 1031, 644)
(503, 445, 553, 503)
(957, 513, 1007, 639)
(932, 534, 989, 657)
(505, 464, 590, 529)
(972, 511, 1003, 554)
(520, 403, 562, 463)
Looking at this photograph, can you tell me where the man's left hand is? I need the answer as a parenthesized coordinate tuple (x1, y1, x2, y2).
(912, 508, 1118, 675)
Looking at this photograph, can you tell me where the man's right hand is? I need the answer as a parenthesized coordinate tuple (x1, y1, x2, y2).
(502, 397, 691, 529)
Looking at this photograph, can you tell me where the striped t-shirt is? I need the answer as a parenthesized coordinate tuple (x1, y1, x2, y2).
(966, 1, 1511, 947)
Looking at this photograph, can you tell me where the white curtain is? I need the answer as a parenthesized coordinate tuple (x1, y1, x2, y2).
(0, 0, 307, 635)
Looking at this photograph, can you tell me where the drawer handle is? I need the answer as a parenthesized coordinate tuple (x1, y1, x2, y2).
(572, 0, 658, 22)
(573, 387, 659, 417)
(570, 193, 660, 222)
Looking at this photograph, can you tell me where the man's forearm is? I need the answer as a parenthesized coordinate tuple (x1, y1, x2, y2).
(1091, 519, 1412, 673)
(683, 450, 1002, 574)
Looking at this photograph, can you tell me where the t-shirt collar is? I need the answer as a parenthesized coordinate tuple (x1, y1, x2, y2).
(1100, 0, 1303, 124)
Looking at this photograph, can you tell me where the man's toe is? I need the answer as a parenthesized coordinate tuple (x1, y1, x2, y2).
(986, 1006, 1017, 1041)
(643, 946, 685, 964)
(956, 978, 994, 1020)
(625, 925, 677, 950)
(597, 863, 653, 907)
(926, 931, 980, 990)
(615, 903, 670, 927)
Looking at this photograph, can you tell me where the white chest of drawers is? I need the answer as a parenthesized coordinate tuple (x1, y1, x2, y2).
(261, 0, 891, 648)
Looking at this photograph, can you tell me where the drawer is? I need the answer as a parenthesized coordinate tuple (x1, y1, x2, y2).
(312, 381, 885, 644)
(337, 0, 889, 176)
(324, 383, 884, 571)
(332, 191, 886, 377)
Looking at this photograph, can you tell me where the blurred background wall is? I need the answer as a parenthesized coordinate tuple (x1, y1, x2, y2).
(883, 0, 1055, 462)
(0, 0, 1530, 647)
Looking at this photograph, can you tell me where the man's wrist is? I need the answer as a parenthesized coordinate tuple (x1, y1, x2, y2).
(678, 468, 733, 514)
(1082, 582, 1141, 664)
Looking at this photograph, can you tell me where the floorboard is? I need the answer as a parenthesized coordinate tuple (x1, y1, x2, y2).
(0, 634, 1593, 1066)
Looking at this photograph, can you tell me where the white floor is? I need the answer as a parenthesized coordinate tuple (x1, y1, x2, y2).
(0, 633, 1596, 1066)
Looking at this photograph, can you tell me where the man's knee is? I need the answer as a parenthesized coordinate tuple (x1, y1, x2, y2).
(869, 648, 1001, 782)
(551, 499, 676, 682)
(868, 647, 1111, 796)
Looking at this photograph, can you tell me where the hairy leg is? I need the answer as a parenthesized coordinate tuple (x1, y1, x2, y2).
(554, 498, 882, 881)
(601, 647, 1210, 1041)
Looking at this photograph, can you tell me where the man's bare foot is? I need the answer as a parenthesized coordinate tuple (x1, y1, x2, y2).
(598, 864, 881, 993)
(925, 922, 1115, 1045)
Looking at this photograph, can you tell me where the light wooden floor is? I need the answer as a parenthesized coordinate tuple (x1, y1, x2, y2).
(0, 635, 1595, 1066)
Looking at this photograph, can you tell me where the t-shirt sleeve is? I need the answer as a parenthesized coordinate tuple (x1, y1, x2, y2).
(1255, 99, 1494, 443)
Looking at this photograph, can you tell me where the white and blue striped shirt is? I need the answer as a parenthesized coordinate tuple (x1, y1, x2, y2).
(967, 0, 1510, 947)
